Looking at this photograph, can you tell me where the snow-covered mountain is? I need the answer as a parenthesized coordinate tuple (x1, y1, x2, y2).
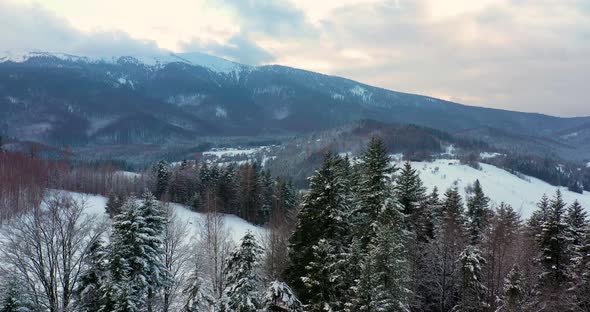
(1, 50, 589, 161)
(0, 50, 248, 74)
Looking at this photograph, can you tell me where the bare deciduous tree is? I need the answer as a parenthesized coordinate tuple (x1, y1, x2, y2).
(0, 192, 104, 312)
(161, 205, 191, 312)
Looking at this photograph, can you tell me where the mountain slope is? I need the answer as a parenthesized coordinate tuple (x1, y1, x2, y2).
(410, 159, 590, 218)
(0, 51, 588, 160)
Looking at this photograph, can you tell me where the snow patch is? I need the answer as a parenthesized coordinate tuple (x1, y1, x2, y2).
(480, 152, 503, 159)
(349, 85, 373, 103)
(166, 94, 206, 107)
(331, 93, 345, 100)
(215, 106, 227, 118)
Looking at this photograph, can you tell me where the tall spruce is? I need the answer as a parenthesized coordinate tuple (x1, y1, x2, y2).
(286, 153, 351, 308)
(217, 231, 263, 312)
(466, 180, 491, 245)
(538, 190, 569, 287)
(424, 187, 467, 312)
(457, 245, 488, 312)
(356, 137, 395, 244)
(395, 161, 427, 235)
(565, 200, 589, 310)
(109, 194, 169, 312)
(154, 160, 171, 199)
(501, 265, 525, 312)
(75, 238, 108, 312)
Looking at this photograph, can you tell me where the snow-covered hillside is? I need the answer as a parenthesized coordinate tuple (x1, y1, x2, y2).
(402, 159, 590, 218)
(62, 191, 264, 242)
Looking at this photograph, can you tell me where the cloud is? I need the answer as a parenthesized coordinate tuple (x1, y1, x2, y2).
(217, 0, 317, 38)
(0, 1, 164, 57)
(267, 0, 590, 116)
(181, 33, 275, 65)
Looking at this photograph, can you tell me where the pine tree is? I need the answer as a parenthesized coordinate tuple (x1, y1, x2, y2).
(422, 187, 441, 241)
(140, 193, 170, 312)
(356, 137, 395, 244)
(457, 245, 488, 312)
(154, 160, 171, 199)
(368, 201, 410, 312)
(189, 192, 202, 211)
(302, 239, 348, 312)
(262, 281, 303, 312)
(286, 153, 351, 308)
(217, 231, 264, 312)
(565, 201, 589, 311)
(217, 163, 240, 215)
(258, 170, 274, 224)
(106, 192, 126, 218)
(349, 138, 410, 312)
(500, 265, 525, 312)
(466, 180, 491, 245)
(539, 190, 569, 287)
(109, 194, 169, 312)
(76, 238, 108, 312)
(528, 194, 550, 240)
(395, 161, 426, 234)
(423, 187, 467, 312)
(565, 200, 588, 266)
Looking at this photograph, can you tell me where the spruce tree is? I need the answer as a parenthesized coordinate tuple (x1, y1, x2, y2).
(368, 200, 410, 312)
(565, 200, 588, 266)
(140, 193, 170, 312)
(501, 265, 525, 312)
(528, 194, 550, 240)
(285, 153, 351, 306)
(565, 201, 589, 310)
(109, 194, 169, 312)
(154, 160, 171, 199)
(217, 231, 263, 312)
(466, 180, 491, 245)
(356, 137, 395, 244)
(457, 245, 488, 312)
(262, 281, 303, 312)
(538, 190, 568, 287)
(424, 187, 467, 312)
(258, 170, 274, 224)
(395, 161, 426, 234)
(76, 238, 108, 312)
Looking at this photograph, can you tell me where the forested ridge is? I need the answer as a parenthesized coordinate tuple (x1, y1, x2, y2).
(0, 138, 589, 311)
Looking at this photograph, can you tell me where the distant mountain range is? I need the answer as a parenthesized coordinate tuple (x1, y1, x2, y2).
(1, 51, 589, 161)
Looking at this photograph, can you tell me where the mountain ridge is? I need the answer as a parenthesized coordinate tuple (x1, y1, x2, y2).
(1, 50, 588, 161)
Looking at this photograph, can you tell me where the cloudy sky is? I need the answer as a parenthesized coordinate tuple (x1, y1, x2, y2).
(2, 0, 589, 117)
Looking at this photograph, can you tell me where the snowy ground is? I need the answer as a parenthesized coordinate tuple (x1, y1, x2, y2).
(60, 191, 265, 243)
(401, 159, 590, 218)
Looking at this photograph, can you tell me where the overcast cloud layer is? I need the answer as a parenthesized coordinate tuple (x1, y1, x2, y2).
(2, 0, 589, 117)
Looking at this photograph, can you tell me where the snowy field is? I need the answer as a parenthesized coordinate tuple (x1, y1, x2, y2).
(403, 159, 590, 218)
(57, 191, 265, 243)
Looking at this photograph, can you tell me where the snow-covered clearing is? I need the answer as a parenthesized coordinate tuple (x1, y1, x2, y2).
(61, 191, 265, 243)
(402, 159, 590, 218)
(203, 147, 264, 158)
